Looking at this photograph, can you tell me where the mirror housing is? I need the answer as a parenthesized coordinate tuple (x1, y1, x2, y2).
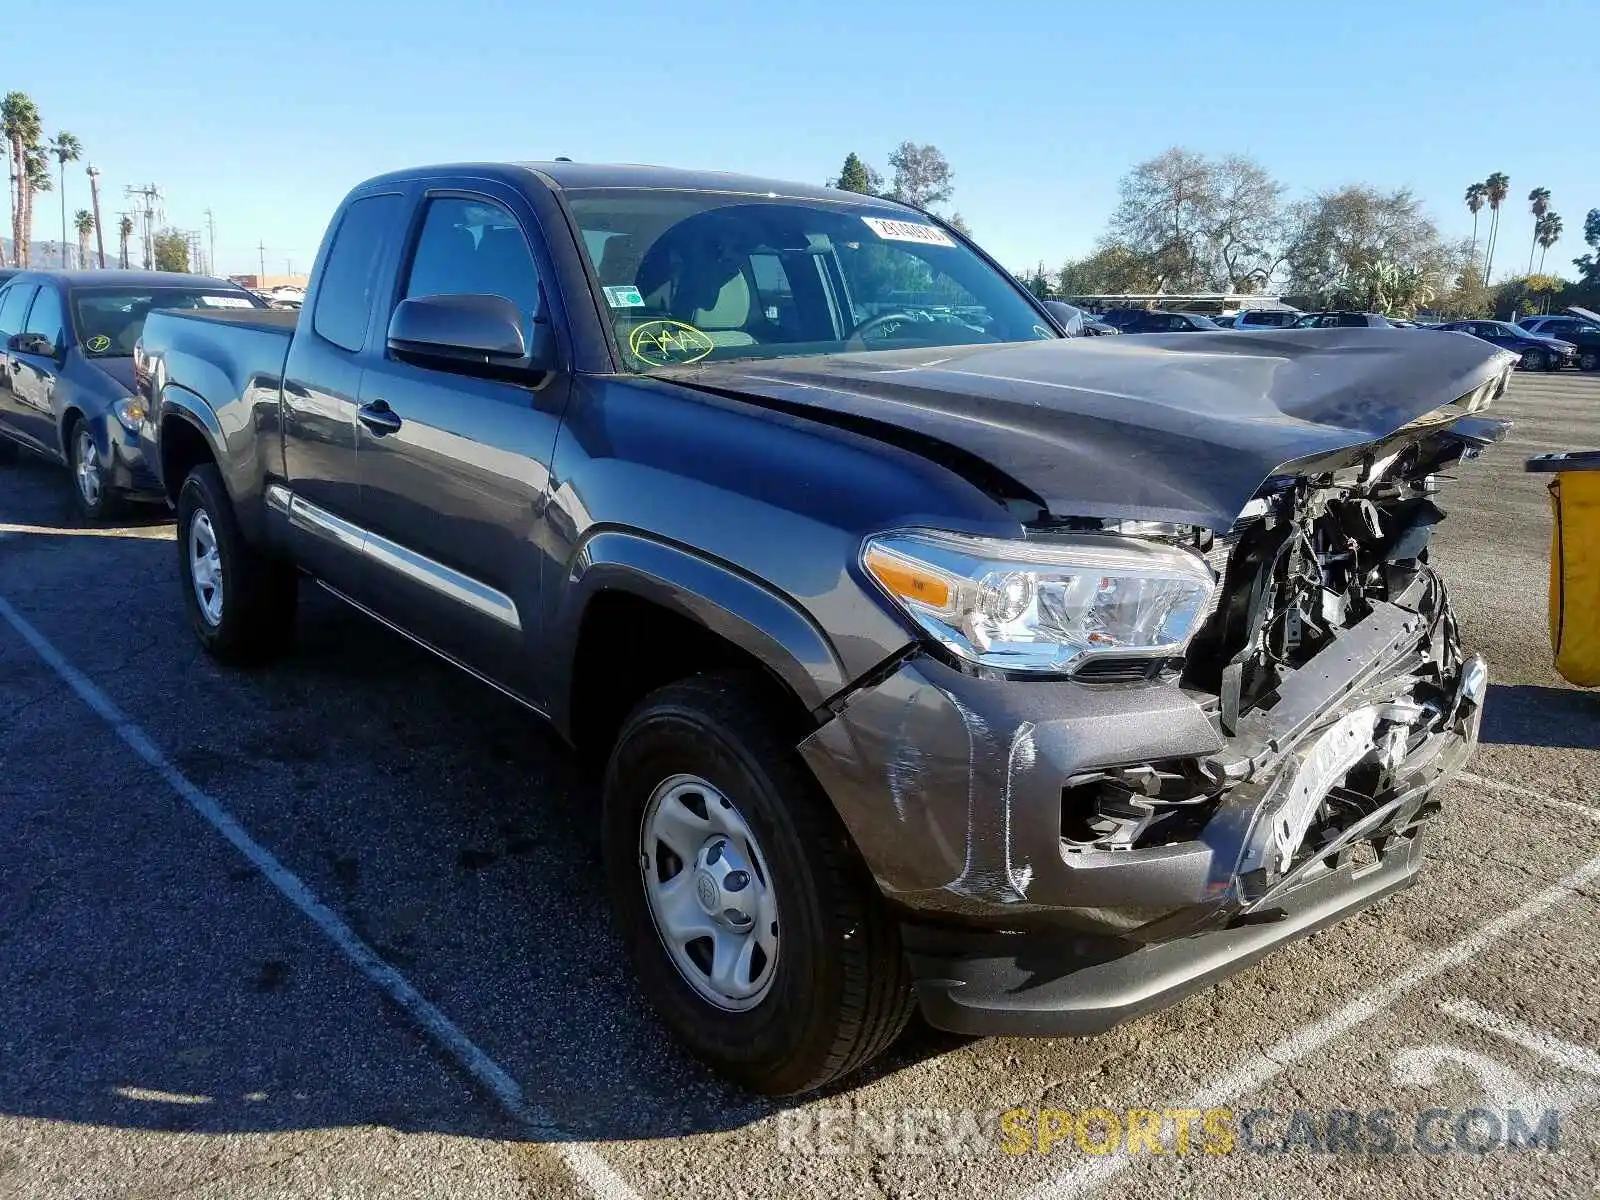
(1041, 300, 1085, 337)
(8, 331, 58, 358)
(387, 293, 555, 374)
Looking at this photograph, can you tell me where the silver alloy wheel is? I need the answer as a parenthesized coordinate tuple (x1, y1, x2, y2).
(188, 510, 224, 627)
(1522, 349, 1544, 371)
(1581, 351, 1598, 372)
(74, 426, 101, 509)
(639, 773, 779, 1011)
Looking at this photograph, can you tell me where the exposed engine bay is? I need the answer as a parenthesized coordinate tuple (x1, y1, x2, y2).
(1058, 414, 1500, 902)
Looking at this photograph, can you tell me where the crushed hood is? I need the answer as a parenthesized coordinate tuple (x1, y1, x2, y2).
(662, 329, 1513, 529)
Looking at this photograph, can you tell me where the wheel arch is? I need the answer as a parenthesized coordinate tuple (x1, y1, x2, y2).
(556, 529, 850, 758)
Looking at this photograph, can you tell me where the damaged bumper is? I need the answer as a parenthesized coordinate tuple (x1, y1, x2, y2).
(799, 574, 1485, 1036)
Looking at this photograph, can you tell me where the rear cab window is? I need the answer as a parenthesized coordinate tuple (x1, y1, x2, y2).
(313, 193, 405, 352)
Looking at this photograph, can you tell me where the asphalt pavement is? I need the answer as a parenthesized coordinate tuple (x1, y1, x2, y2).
(2, 371, 1599, 1199)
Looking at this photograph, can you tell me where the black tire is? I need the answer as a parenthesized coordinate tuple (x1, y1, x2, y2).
(1580, 351, 1599, 373)
(175, 462, 298, 665)
(66, 416, 123, 523)
(603, 673, 914, 1096)
(1520, 349, 1546, 372)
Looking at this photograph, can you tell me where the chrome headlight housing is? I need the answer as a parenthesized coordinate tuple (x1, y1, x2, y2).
(862, 530, 1216, 675)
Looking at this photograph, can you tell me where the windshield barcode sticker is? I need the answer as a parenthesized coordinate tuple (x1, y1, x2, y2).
(861, 217, 955, 247)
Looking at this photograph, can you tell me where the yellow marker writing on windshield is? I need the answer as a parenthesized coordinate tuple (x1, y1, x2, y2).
(87, 335, 111, 352)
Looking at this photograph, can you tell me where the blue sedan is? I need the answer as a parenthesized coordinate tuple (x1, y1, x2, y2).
(1432, 319, 1577, 372)
(0, 270, 264, 519)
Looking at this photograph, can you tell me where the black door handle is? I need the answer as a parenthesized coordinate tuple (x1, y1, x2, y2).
(357, 399, 402, 436)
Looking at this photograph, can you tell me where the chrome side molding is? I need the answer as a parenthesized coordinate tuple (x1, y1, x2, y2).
(271, 487, 522, 632)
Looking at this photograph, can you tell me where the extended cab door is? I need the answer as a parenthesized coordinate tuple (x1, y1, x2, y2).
(278, 190, 407, 590)
(352, 184, 570, 702)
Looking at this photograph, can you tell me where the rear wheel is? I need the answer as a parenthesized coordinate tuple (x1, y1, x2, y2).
(603, 673, 914, 1095)
(1520, 349, 1546, 372)
(1580, 350, 1599, 373)
(175, 462, 298, 664)
(68, 418, 121, 522)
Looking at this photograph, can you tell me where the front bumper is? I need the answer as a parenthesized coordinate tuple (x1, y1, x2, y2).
(800, 575, 1484, 1035)
(94, 414, 162, 500)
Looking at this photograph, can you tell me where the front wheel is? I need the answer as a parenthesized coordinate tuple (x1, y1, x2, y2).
(1520, 349, 1546, 372)
(68, 418, 121, 522)
(175, 463, 298, 664)
(603, 673, 914, 1095)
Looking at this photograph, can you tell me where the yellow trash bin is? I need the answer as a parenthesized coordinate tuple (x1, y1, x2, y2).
(1527, 451, 1600, 686)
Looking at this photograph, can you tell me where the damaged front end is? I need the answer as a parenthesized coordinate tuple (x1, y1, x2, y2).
(798, 403, 1505, 1035)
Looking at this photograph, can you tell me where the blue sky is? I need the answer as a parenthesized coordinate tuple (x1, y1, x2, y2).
(19, 0, 1599, 281)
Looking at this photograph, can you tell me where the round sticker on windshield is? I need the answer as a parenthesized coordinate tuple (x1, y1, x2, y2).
(1032, 325, 1053, 339)
(628, 320, 715, 367)
(87, 334, 111, 352)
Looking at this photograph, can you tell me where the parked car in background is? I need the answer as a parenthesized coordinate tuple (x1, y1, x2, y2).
(1211, 314, 1238, 328)
(1100, 308, 1222, 333)
(1518, 308, 1600, 372)
(1292, 311, 1399, 329)
(1232, 309, 1300, 332)
(0, 269, 265, 518)
(136, 159, 1507, 1096)
(1431, 319, 1576, 372)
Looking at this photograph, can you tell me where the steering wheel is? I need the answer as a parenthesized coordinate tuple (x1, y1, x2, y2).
(845, 311, 917, 349)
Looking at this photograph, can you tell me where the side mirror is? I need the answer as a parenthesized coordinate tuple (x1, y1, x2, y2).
(7, 331, 57, 357)
(387, 293, 554, 374)
(1041, 300, 1085, 336)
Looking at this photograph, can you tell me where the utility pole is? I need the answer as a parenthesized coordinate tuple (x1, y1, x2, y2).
(204, 208, 216, 277)
(124, 183, 161, 270)
(258, 240, 266, 282)
(86, 165, 106, 269)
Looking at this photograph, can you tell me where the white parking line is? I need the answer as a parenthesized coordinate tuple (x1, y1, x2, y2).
(1457, 771, 1600, 820)
(1018, 843, 1600, 1200)
(0, 594, 645, 1200)
(1443, 998, 1600, 1079)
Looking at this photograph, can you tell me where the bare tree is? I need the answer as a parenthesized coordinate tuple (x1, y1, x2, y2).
(886, 142, 954, 210)
(1107, 147, 1220, 291)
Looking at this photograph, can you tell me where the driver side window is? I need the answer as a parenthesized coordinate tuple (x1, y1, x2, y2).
(22, 286, 65, 353)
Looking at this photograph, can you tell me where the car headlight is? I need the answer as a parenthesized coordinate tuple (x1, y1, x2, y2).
(111, 395, 146, 432)
(862, 530, 1216, 675)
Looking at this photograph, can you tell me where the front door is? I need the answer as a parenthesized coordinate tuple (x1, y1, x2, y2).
(10, 284, 68, 456)
(354, 188, 568, 703)
(0, 283, 39, 451)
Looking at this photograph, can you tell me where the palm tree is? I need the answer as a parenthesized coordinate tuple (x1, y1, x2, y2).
(118, 213, 133, 269)
(1465, 182, 1487, 260)
(47, 131, 81, 268)
(1, 91, 43, 266)
(1527, 187, 1551, 276)
(23, 146, 52, 267)
(1536, 212, 1564, 277)
(1482, 172, 1510, 281)
(73, 208, 94, 271)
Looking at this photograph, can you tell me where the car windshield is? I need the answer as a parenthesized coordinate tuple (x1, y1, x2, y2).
(71, 286, 259, 357)
(564, 189, 1057, 371)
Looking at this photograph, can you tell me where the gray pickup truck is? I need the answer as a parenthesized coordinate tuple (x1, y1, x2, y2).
(137, 161, 1512, 1096)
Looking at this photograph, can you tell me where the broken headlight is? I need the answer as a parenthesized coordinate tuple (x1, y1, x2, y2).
(862, 530, 1216, 675)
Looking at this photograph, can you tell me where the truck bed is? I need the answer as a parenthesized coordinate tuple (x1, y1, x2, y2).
(141, 305, 298, 423)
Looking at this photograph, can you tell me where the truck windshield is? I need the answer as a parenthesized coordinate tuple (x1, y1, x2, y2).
(564, 189, 1058, 371)
(71, 287, 260, 357)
